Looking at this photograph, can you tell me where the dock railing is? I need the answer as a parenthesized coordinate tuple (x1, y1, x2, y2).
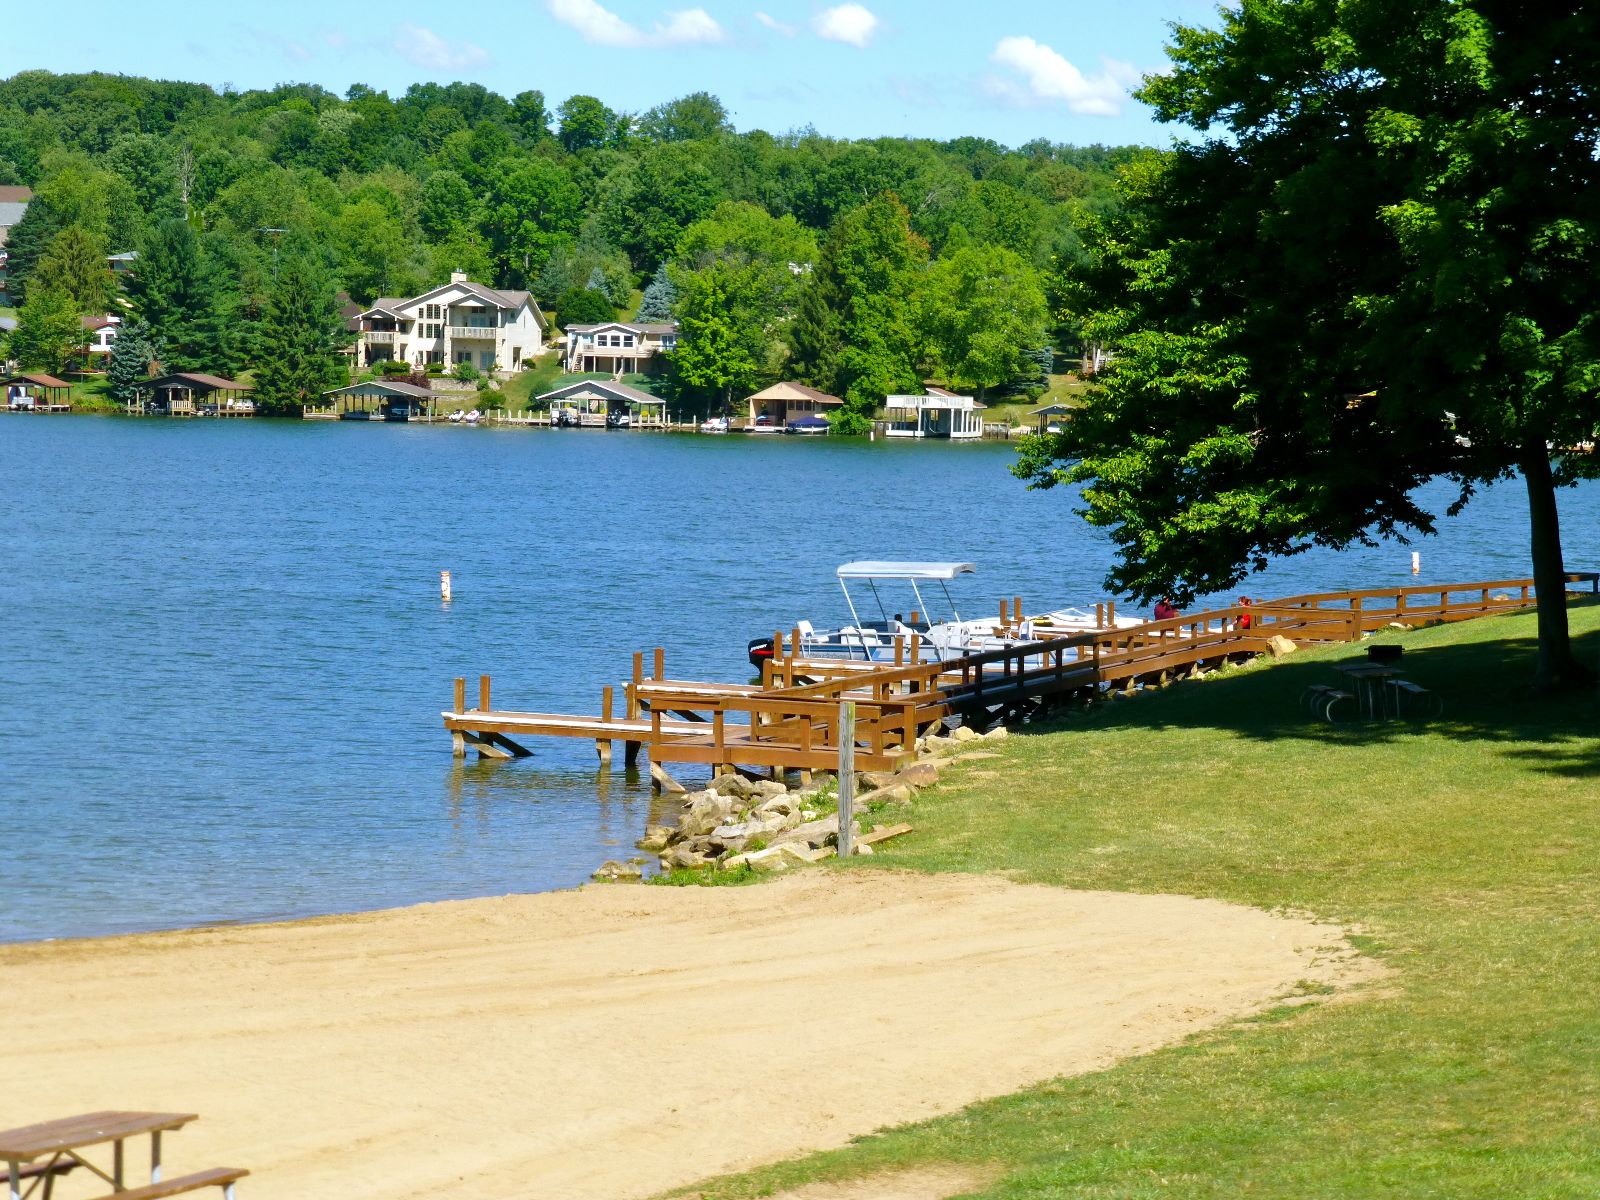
(445, 571, 1597, 774)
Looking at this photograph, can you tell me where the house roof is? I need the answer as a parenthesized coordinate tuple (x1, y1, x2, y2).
(145, 372, 250, 392)
(322, 380, 435, 400)
(536, 378, 663, 406)
(1, 372, 71, 389)
(81, 315, 120, 332)
(747, 381, 843, 406)
(358, 280, 549, 332)
(107, 250, 139, 262)
(0, 186, 32, 203)
(1027, 403, 1074, 417)
(886, 392, 987, 411)
(566, 321, 679, 335)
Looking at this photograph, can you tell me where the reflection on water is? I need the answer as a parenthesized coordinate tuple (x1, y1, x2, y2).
(2, 416, 1593, 940)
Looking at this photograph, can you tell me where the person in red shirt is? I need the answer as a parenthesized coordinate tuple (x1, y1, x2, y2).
(1154, 597, 1179, 621)
(1237, 596, 1253, 629)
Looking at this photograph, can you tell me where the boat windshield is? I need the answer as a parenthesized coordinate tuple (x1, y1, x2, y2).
(834, 562, 975, 640)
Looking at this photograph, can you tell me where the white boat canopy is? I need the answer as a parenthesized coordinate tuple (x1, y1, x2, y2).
(836, 561, 976, 581)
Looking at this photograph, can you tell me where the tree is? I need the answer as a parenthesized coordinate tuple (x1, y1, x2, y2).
(509, 90, 550, 143)
(1014, 0, 1600, 690)
(638, 92, 731, 143)
(106, 317, 161, 406)
(671, 260, 763, 411)
(3, 196, 58, 305)
(10, 287, 88, 373)
(557, 95, 616, 153)
(919, 244, 1046, 399)
(125, 217, 231, 373)
(555, 287, 616, 325)
(36, 223, 111, 314)
(797, 193, 927, 431)
(636, 263, 678, 322)
(248, 250, 350, 416)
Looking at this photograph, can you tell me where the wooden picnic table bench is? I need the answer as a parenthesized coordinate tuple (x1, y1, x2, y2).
(0, 1112, 245, 1200)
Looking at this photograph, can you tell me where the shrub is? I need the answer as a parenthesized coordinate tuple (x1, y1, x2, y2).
(453, 361, 480, 383)
(375, 359, 408, 375)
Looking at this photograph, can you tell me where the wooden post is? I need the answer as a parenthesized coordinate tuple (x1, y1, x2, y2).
(654, 647, 665, 680)
(895, 634, 905, 666)
(479, 674, 491, 712)
(910, 632, 922, 665)
(454, 677, 466, 714)
(1000, 597, 1010, 627)
(837, 701, 856, 859)
(631, 653, 644, 716)
(1014, 596, 1024, 627)
(597, 686, 614, 764)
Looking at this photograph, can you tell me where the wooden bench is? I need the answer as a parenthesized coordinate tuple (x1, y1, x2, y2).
(86, 1166, 248, 1200)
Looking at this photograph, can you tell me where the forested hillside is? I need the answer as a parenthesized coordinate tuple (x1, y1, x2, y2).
(0, 70, 1153, 421)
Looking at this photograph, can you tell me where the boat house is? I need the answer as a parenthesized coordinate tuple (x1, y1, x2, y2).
(882, 387, 985, 440)
(1027, 402, 1074, 433)
(137, 373, 254, 417)
(536, 378, 666, 428)
(744, 381, 842, 432)
(2, 372, 72, 412)
(308, 379, 436, 421)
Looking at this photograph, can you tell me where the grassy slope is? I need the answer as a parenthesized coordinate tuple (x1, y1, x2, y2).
(675, 602, 1600, 1199)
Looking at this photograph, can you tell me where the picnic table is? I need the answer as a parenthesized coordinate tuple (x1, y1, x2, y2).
(0, 1112, 245, 1200)
(1333, 661, 1402, 720)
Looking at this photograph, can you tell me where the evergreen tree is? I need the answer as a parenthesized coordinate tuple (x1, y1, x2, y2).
(3, 197, 59, 305)
(248, 251, 350, 416)
(10, 287, 88, 373)
(106, 318, 162, 407)
(125, 217, 231, 373)
(636, 263, 678, 322)
(37, 224, 111, 314)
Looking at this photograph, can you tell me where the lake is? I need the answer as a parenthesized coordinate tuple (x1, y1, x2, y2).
(2, 416, 1592, 940)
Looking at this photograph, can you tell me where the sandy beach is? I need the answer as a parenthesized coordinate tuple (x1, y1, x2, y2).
(0, 872, 1361, 1199)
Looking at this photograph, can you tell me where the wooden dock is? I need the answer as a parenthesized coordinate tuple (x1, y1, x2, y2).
(444, 573, 1597, 780)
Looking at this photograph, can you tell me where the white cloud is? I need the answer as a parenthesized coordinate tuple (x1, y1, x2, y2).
(393, 23, 490, 70)
(813, 3, 879, 48)
(545, 0, 726, 47)
(755, 11, 798, 36)
(986, 36, 1139, 117)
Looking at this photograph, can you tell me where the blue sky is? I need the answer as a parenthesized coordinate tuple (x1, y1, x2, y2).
(0, 0, 1226, 146)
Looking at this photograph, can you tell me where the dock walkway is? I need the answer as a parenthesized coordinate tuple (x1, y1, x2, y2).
(444, 574, 1597, 780)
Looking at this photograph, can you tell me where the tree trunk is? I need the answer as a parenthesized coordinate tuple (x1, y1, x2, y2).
(1522, 443, 1591, 692)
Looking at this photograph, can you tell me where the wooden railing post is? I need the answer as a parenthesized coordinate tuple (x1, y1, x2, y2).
(654, 647, 664, 680)
(837, 702, 856, 859)
(479, 674, 491, 712)
(454, 677, 466, 714)
(630, 652, 643, 718)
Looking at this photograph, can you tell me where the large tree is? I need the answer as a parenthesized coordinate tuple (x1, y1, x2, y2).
(248, 251, 350, 416)
(10, 287, 88, 373)
(671, 260, 763, 412)
(125, 217, 231, 373)
(36, 223, 111, 314)
(919, 243, 1046, 400)
(1016, 0, 1600, 690)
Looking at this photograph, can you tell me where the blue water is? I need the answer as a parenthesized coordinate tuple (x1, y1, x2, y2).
(2, 416, 1593, 941)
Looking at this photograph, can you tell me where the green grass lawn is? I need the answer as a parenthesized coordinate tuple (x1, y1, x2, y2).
(674, 602, 1600, 1198)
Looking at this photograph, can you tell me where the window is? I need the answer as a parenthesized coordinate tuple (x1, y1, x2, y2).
(623, 335, 635, 348)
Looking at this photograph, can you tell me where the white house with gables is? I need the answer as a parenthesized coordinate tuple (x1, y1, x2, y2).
(562, 321, 679, 375)
(356, 272, 548, 376)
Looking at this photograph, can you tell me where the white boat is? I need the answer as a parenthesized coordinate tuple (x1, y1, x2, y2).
(700, 416, 730, 433)
(463, 409, 482, 425)
(447, 409, 465, 424)
(748, 561, 1141, 667)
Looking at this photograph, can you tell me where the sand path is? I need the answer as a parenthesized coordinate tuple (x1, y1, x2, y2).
(0, 872, 1357, 1199)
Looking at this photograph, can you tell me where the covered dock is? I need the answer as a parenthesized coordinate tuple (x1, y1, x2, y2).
(137, 373, 253, 417)
(1027, 402, 1075, 434)
(307, 379, 436, 421)
(743, 381, 842, 432)
(882, 388, 985, 439)
(536, 378, 666, 428)
(2, 372, 73, 413)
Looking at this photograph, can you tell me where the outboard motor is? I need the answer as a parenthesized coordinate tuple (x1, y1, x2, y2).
(747, 636, 775, 670)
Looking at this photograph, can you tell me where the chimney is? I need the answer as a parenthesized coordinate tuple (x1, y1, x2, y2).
(450, 269, 468, 284)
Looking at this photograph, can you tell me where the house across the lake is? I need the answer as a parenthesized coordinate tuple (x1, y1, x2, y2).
(561, 321, 678, 375)
(744, 381, 842, 432)
(882, 387, 985, 440)
(82, 314, 121, 361)
(355, 272, 548, 376)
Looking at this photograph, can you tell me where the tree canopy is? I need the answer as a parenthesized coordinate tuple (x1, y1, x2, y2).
(1015, 0, 1600, 689)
